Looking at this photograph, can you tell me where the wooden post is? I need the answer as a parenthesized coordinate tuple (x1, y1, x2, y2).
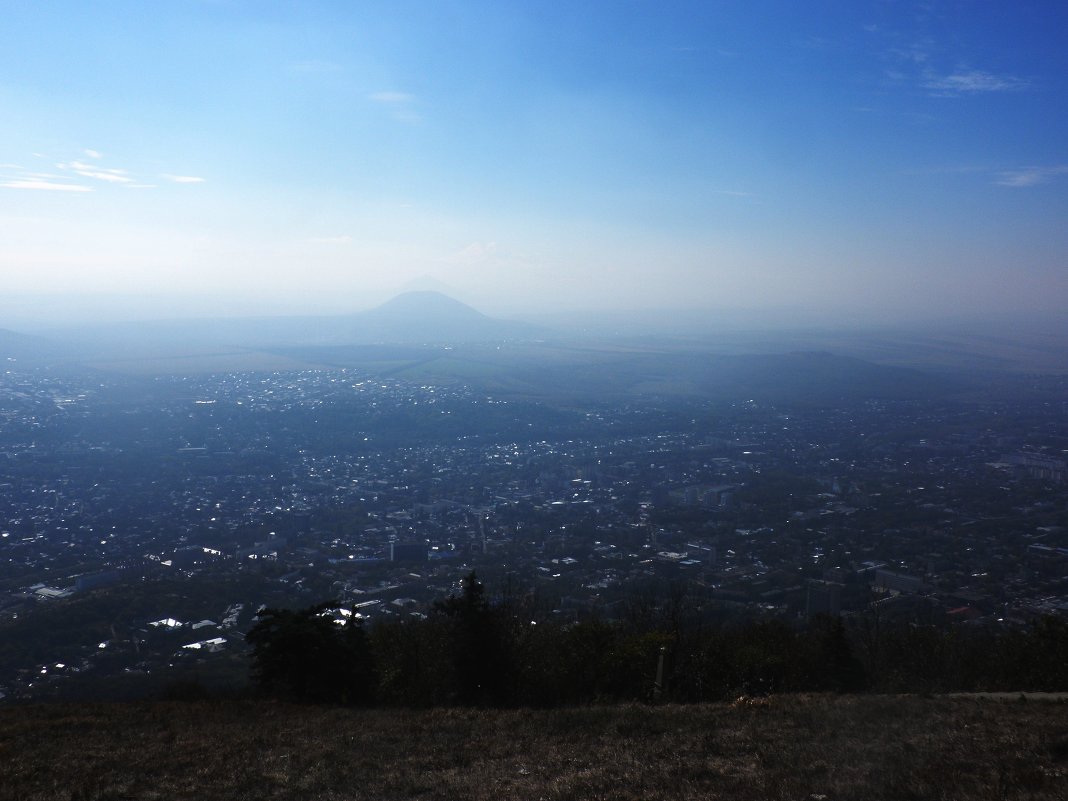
(653, 645, 666, 701)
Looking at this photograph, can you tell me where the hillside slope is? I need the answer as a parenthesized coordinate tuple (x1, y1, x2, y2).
(2, 695, 1065, 800)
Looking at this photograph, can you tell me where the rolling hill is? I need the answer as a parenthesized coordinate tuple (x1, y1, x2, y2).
(0, 328, 62, 362)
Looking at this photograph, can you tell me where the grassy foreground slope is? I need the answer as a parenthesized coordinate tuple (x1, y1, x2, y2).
(1, 695, 1066, 801)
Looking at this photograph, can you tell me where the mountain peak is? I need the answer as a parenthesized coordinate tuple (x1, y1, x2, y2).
(367, 291, 488, 321)
(351, 292, 536, 343)
(397, 275, 463, 296)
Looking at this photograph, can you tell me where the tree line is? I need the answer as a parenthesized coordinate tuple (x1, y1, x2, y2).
(246, 573, 1068, 707)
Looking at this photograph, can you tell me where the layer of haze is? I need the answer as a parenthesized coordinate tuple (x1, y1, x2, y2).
(2, 1, 1067, 327)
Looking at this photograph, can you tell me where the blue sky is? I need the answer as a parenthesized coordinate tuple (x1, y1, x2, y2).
(2, 1, 1066, 323)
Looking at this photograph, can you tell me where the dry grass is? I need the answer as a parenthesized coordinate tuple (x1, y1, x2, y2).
(1, 695, 1066, 801)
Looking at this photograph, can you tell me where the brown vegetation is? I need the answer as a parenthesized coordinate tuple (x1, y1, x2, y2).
(1, 694, 1066, 801)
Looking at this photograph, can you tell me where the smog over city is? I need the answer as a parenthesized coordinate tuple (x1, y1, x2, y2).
(2, 3, 1067, 799)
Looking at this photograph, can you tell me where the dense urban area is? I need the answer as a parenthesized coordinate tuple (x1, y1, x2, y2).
(1, 363, 1067, 701)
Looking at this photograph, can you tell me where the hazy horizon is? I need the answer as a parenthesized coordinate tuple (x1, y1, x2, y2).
(4, 286, 1067, 334)
(3, 2, 1067, 325)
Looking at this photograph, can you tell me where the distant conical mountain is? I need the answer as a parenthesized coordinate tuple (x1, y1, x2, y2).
(29, 291, 543, 358)
(396, 274, 463, 296)
(348, 291, 539, 343)
(363, 291, 489, 321)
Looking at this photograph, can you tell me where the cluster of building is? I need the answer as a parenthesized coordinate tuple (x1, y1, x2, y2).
(0, 366, 1065, 699)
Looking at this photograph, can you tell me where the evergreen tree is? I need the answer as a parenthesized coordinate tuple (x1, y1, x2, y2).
(433, 572, 513, 705)
(246, 601, 377, 704)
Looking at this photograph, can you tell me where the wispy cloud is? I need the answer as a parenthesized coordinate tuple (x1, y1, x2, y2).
(59, 160, 133, 183)
(309, 235, 352, 245)
(161, 174, 206, 184)
(888, 43, 932, 65)
(447, 241, 498, 264)
(1, 179, 91, 192)
(368, 91, 421, 123)
(995, 165, 1068, 188)
(873, 20, 1030, 99)
(4, 150, 207, 191)
(907, 162, 1068, 188)
(923, 69, 1029, 96)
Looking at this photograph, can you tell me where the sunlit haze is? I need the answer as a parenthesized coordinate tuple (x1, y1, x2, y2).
(2, 1, 1067, 326)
